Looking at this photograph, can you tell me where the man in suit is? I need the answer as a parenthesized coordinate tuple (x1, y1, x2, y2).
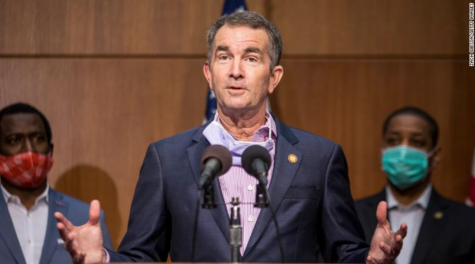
(355, 107, 475, 264)
(55, 11, 406, 263)
(0, 102, 113, 264)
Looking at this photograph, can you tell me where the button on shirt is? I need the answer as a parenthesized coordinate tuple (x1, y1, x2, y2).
(1, 184, 49, 264)
(386, 184, 432, 264)
(217, 114, 277, 255)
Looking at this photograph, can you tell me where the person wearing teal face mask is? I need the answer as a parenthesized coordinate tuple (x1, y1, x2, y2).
(355, 107, 475, 264)
(381, 144, 435, 191)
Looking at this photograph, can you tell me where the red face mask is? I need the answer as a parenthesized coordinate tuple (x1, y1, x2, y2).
(0, 151, 54, 189)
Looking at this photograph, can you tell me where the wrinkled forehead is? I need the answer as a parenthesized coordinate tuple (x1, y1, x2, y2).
(213, 25, 270, 50)
(0, 113, 46, 136)
(385, 114, 432, 138)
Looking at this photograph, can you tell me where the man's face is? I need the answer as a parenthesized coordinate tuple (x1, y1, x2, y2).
(203, 25, 283, 114)
(0, 113, 50, 156)
(382, 114, 433, 152)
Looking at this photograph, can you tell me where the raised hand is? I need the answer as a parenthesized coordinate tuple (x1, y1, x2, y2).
(367, 201, 408, 264)
(55, 200, 105, 264)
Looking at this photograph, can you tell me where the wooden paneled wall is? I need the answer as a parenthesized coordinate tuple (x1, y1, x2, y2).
(1, 0, 473, 249)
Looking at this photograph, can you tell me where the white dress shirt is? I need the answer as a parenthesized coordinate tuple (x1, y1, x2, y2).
(386, 184, 432, 264)
(1, 183, 49, 264)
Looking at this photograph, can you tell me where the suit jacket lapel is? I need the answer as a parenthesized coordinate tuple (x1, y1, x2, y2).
(0, 189, 26, 264)
(410, 190, 449, 264)
(243, 118, 302, 259)
(39, 189, 68, 264)
(187, 125, 230, 243)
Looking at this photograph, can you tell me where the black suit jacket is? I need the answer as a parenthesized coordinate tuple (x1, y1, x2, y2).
(355, 188, 475, 264)
(109, 116, 369, 263)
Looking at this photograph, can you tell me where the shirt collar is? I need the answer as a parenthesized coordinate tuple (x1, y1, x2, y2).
(1, 182, 50, 205)
(215, 111, 277, 142)
(386, 183, 432, 210)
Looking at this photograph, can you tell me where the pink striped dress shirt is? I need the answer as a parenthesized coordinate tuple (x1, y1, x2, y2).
(217, 114, 277, 255)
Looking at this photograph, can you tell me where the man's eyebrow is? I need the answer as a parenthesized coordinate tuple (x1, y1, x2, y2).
(4, 132, 24, 138)
(5, 131, 44, 137)
(244, 47, 262, 54)
(386, 130, 426, 137)
(386, 131, 401, 135)
(409, 132, 426, 137)
(216, 45, 229, 52)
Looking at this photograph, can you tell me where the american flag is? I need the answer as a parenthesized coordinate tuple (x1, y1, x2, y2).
(466, 148, 475, 207)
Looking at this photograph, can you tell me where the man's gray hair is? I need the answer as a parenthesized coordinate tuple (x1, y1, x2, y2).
(206, 11, 283, 71)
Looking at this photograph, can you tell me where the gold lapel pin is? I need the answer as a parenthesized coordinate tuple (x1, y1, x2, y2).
(288, 154, 298, 163)
(434, 211, 443, 220)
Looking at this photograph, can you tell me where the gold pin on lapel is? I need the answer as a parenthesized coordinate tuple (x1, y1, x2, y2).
(434, 211, 443, 220)
(288, 154, 298, 163)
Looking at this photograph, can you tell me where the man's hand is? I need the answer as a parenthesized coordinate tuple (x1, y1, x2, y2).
(55, 200, 105, 264)
(367, 201, 408, 264)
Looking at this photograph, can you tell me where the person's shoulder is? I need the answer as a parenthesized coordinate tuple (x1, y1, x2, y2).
(50, 189, 107, 226)
(281, 122, 339, 148)
(50, 189, 111, 216)
(355, 191, 384, 204)
(433, 192, 475, 235)
(150, 126, 203, 149)
(49, 189, 91, 219)
(354, 190, 386, 213)
(50, 189, 89, 208)
(274, 119, 347, 165)
(438, 193, 475, 217)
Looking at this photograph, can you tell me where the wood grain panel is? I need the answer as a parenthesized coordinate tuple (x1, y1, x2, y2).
(272, 59, 475, 201)
(1, 0, 473, 249)
(3, 0, 466, 56)
(0, 58, 209, 248)
(1, 59, 473, 248)
(0, 0, 266, 55)
(271, 0, 468, 55)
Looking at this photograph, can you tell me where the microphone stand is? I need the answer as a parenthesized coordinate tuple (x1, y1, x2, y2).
(264, 187, 285, 263)
(192, 184, 217, 261)
(255, 182, 285, 263)
(202, 184, 217, 209)
(254, 183, 269, 208)
(229, 197, 242, 262)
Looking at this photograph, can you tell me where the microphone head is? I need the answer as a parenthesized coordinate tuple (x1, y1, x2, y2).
(242, 145, 272, 176)
(200, 145, 232, 176)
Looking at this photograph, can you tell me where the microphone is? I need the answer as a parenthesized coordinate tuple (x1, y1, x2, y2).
(241, 145, 285, 262)
(242, 145, 272, 187)
(198, 145, 232, 190)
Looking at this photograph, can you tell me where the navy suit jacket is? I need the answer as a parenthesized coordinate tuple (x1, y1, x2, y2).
(0, 188, 113, 264)
(355, 188, 475, 264)
(110, 117, 369, 263)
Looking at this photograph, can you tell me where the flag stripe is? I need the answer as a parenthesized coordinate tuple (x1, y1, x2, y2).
(467, 148, 475, 207)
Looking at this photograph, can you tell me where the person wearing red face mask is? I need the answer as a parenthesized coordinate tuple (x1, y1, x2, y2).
(355, 107, 475, 264)
(0, 102, 113, 264)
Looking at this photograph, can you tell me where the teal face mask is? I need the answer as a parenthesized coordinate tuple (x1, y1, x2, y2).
(382, 146, 431, 190)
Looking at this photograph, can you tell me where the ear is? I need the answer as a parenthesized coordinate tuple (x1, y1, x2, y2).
(203, 62, 213, 90)
(267, 65, 284, 94)
(429, 146, 441, 170)
(49, 143, 54, 156)
(378, 143, 385, 171)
